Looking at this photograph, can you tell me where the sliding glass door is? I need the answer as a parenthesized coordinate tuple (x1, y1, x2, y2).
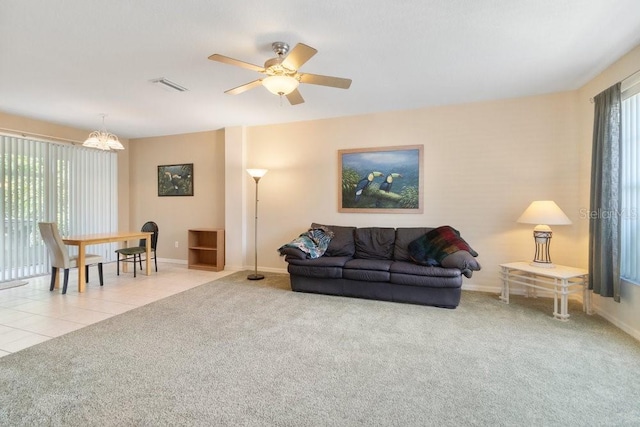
(0, 135, 118, 282)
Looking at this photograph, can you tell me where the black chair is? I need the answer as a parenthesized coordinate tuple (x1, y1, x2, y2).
(115, 221, 158, 277)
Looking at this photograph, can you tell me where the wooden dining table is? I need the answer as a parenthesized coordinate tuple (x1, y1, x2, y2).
(62, 231, 153, 292)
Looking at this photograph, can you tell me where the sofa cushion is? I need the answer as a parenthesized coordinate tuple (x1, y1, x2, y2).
(342, 259, 393, 282)
(390, 261, 463, 277)
(286, 256, 351, 279)
(394, 227, 433, 262)
(354, 227, 396, 259)
(311, 223, 356, 257)
(343, 269, 390, 282)
(344, 258, 393, 272)
(390, 261, 462, 288)
(390, 272, 462, 288)
(288, 264, 343, 279)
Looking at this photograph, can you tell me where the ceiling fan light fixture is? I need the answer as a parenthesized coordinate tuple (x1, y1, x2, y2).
(262, 75, 299, 96)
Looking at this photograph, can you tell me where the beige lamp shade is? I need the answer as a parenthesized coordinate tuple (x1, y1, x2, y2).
(517, 201, 572, 228)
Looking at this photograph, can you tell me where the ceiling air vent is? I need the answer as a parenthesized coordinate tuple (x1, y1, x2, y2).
(150, 78, 188, 92)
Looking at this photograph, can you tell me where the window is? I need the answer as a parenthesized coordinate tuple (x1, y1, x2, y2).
(621, 75, 640, 284)
(0, 135, 118, 282)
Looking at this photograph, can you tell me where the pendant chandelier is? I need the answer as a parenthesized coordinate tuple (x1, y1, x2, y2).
(82, 114, 124, 151)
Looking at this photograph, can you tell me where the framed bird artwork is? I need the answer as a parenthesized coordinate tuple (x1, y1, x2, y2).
(338, 145, 423, 213)
(158, 163, 194, 196)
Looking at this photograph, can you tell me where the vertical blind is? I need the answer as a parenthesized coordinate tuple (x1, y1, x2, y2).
(621, 91, 640, 283)
(0, 135, 118, 282)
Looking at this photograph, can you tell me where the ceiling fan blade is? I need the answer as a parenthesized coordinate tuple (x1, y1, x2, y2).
(286, 89, 305, 105)
(282, 43, 317, 70)
(225, 79, 263, 95)
(208, 54, 264, 73)
(300, 73, 352, 89)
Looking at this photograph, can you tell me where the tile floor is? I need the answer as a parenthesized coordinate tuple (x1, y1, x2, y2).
(0, 262, 234, 358)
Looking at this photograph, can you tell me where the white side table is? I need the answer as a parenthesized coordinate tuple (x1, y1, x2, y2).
(499, 262, 592, 321)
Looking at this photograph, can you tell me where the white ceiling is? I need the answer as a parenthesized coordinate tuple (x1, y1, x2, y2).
(1, 1, 640, 139)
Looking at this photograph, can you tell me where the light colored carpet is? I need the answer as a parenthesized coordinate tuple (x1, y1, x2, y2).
(1, 272, 639, 426)
(0, 280, 28, 291)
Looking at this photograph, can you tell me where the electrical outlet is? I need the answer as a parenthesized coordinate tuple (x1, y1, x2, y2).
(174, 241, 179, 248)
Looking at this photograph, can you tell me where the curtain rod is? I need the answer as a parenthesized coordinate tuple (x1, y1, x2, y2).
(0, 127, 81, 145)
(589, 68, 640, 103)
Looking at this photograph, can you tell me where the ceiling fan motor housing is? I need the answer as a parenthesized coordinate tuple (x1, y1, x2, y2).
(271, 42, 290, 56)
(264, 42, 297, 77)
(264, 57, 298, 77)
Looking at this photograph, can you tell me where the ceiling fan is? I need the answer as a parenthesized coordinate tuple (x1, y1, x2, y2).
(208, 42, 352, 105)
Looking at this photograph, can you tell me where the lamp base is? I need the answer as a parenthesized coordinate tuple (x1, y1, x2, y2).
(530, 261, 555, 269)
(247, 273, 265, 280)
(530, 229, 554, 269)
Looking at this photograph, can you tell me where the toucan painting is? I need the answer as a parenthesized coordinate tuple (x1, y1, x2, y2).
(339, 146, 422, 211)
(380, 173, 402, 192)
(355, 171, 383, 202)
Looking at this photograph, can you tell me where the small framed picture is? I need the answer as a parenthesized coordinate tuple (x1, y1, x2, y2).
(158, 163, 194, 196)
(338, 145, 423, 213)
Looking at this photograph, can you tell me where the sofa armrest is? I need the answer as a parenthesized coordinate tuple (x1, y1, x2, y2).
(280, 247, 307, 260)
(440, 250, 481, 278)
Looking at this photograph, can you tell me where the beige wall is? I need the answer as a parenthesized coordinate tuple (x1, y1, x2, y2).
(244, 92, 582, 292)
(128, 131, 225, 261)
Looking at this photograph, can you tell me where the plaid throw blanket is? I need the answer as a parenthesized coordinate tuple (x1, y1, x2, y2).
(409, 226, 478, 266)
(278, 226, 335, 259)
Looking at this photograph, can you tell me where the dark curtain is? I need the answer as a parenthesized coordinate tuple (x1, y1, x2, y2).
(589, 83, 621, 302)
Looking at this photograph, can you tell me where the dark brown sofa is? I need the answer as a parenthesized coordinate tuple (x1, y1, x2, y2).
(281, 224, 480, 309)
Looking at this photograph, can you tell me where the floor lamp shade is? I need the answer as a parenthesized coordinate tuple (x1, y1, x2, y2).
(517, 200, 572, 268)
(247, 169, 268, 280)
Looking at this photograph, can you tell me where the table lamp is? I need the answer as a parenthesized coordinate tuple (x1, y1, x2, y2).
(517, 200, 572, 268)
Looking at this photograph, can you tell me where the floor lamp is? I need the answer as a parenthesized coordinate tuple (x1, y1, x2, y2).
(247, 168, 268, 280)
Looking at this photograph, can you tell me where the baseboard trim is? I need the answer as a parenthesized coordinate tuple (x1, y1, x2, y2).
(590, 306, 640, 342)
(461, 283, 501, 293)
(251, 266, 288, 274)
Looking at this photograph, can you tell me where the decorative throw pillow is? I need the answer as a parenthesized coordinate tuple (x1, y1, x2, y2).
(408, 225, 478, 267)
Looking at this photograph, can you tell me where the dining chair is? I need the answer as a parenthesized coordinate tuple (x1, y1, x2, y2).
(38, 222, 104, 294)
(115, 221, 159, 277)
